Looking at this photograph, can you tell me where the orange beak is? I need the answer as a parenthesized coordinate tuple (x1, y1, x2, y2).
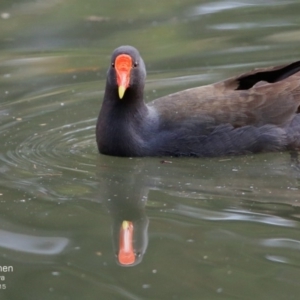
(118, 220, 135, 265)
(115, 54, 132, 99)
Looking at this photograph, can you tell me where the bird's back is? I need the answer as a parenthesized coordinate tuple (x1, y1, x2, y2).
(149, 61, 300, 129)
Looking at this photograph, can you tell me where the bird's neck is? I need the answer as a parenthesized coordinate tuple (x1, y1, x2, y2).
(102, 85, 149, 122)
(97, 86, 152, 156)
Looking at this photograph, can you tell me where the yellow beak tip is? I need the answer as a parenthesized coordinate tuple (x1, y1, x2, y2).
(122, 220, 129, 230)
(118, 86, 126, 99)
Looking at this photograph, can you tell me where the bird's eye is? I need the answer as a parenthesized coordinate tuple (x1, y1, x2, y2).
(133, 62, 138, 68)
(111, 62, 115, 68)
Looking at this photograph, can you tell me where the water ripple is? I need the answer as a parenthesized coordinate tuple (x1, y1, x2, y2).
(0, 82, 100, 201)
(169, 205, 297, 227)
(0, 229, 68, 255)
(4, 119, 96, 174)
(261, 238, 300, 249)
(189, 1, 295, 16)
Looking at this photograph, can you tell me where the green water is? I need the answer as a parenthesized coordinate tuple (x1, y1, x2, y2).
(1, 0, 300, 299)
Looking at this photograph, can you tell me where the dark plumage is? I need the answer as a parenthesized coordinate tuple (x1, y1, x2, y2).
(96, 45, 300, 157)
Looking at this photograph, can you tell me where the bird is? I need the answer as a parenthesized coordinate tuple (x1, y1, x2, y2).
(96, 45, 300, 157)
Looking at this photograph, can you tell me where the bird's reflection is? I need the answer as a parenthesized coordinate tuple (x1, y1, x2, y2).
(97, 159, 151, 267)
(106, 193, 149, 266)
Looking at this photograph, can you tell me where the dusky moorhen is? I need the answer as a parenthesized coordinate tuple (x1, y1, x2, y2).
(96, 46, 300, 157)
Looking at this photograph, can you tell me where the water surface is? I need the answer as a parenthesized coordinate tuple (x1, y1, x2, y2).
(1, 0, 300, 299)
